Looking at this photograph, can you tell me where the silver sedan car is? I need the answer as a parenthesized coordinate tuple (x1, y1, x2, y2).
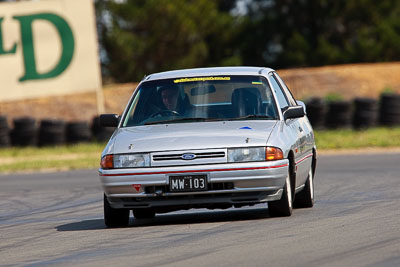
(99, 67, 316, 227)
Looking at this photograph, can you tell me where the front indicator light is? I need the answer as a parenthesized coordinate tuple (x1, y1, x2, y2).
(266, 147, 284, 161)
(101, 154, 114, 169)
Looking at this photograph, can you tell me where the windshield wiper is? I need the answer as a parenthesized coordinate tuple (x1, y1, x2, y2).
(228, 114, 276, 121)
(144, 117, 220, 125)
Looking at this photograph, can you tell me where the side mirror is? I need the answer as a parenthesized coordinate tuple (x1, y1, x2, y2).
(283, 105, 305, 120)
(297, 100, 307, 114)
(100, 114, 119, 127)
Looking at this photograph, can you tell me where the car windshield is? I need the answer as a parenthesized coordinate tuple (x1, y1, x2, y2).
(122, 75, 279, 127)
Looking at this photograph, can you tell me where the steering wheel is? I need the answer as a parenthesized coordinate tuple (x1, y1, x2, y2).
(150, 110, 181, 118)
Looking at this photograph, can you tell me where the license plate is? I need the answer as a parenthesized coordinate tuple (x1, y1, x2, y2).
(169, 175, 208, 192)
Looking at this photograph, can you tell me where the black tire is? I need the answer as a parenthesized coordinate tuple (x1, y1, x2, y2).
(104, 194, 130, 228)
(133, 209, 156, 219)
(294, 168, 314, 208)
(268, 171, 293, 217)
(66, 121, 92, 144)
(352, 98, 378, 129)
(379, 93, 400, 126)
(0, 116, 10, 147)
(11, 117, 37, 146)
(38, 119, 66, 146)
(326, 101, 352, 129)
(305, 98, 326, 129)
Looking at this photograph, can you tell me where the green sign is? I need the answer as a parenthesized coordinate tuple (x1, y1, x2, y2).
(0, 13, 75, 82)
(0, 18, 17, 55)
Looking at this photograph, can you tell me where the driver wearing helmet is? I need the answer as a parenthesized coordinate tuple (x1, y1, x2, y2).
(147, 85, 206, 120)
(160, 86, 180, 111)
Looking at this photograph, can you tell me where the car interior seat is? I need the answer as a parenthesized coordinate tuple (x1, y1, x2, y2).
(231, 87, 263, 117)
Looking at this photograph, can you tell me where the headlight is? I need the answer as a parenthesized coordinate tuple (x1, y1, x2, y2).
(113, 153, 150, 168)
(228, 147, 265, 162)
(227, 147, 284, 162)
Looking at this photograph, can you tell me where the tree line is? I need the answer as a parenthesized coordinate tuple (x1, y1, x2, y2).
(96, 0, 400, 83)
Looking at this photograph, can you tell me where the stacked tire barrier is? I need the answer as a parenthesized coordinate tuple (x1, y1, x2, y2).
(39, 119, 66, 146)
(0, 116, 11, 147)
(11, 117, 37, 146)
(0, 93, 399, 148)
(0, 116, 116, 148)
(325, 100, 352, 129)
(353, 98, 378, 129)
(379, 94, 400, 126)
(66, 121, 92, 143)
(304, 98, 326, 129)
(305, 93, 400, 130)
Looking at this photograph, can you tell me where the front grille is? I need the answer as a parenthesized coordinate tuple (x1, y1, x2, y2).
(153, 151, 225, 161)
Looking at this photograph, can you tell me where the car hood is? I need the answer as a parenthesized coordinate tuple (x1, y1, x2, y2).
(106, 120, 277, 154)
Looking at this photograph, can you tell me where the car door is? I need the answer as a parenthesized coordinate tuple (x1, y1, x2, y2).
(269, 73, 309, 188)
(274, 72, 314, 156)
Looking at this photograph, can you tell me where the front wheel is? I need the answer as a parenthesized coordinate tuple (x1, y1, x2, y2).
(104, 194, 130, 227)
(294, 168, 314, 208)
(268, 172, 293, 217)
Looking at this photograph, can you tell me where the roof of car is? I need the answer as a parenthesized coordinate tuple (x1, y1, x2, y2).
(143, 66, 275, 81)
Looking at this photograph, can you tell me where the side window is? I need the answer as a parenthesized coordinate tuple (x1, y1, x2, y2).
(269, 75, 289, 111)
(273, 72, 297, 106)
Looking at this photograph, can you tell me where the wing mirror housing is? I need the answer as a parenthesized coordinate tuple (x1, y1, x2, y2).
(100, 114, 119, 127)
(283, 105, 305, 120)
(297, 100, 307, 114)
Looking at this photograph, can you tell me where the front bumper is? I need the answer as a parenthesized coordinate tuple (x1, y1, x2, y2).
(99, 160, 289, 209)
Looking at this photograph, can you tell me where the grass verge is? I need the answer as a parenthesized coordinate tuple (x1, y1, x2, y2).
(0, 127, 400, 173)
(314, 127, 400, 149)
(0, 143, 105, 173)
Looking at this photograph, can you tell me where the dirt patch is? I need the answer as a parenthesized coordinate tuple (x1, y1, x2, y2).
(1, 62, 400, 124)
(278, 62, 400, 100)
(0, 83, 137, 125)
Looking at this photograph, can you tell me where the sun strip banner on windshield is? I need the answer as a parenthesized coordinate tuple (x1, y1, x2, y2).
(174, 77, 231, 83)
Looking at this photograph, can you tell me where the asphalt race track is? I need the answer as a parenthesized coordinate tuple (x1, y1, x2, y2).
(1, 153, 399, 266)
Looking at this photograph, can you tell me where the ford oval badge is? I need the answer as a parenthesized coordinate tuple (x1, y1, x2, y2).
(181, 153, 196, 160)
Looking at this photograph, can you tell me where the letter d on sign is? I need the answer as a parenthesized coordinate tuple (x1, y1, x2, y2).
(13, 13, 74, 82)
